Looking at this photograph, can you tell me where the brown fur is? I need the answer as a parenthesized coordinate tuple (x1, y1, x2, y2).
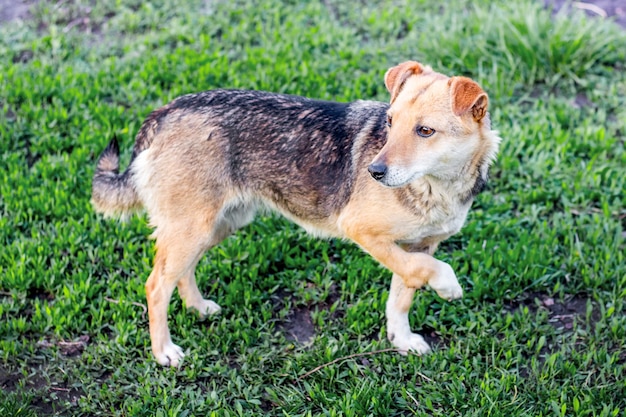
(384, 61, 424, 103)
(92, 61, 501, 366)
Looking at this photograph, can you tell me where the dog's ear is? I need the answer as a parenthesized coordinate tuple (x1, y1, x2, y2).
(384, 61, 424, 104)
(448, 76, 489, 121)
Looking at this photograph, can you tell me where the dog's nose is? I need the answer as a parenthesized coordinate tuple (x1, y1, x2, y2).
(368, 163, 387, 181)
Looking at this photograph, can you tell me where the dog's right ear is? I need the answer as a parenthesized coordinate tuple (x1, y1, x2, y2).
(384, 61, 424, 104)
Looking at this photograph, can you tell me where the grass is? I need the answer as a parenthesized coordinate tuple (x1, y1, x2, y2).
(1, 0, 625, 415)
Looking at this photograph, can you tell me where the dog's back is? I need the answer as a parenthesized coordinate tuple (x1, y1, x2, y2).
(93, 90, 388, 228)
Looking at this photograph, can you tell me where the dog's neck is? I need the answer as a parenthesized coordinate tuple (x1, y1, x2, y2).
(429, 167, 488, 206)
(416, 173, 482, 205)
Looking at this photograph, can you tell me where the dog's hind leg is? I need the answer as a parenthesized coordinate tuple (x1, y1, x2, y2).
(146, 222, 215, 367)
(176, 200, 256, 318)
(177, 274, 221, 318)
(176, 229, 221, 319)
(386, 273, 431, 355)
(175, 222, 232, 318)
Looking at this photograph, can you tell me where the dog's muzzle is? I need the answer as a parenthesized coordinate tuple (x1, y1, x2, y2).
(368, 163, 387, 181)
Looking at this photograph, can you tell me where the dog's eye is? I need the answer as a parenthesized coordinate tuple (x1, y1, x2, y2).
(416, 126, 435, 137)
(386, 115, 392, 128)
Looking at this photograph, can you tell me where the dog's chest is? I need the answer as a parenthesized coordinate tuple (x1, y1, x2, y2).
(397, 195, 472, 245)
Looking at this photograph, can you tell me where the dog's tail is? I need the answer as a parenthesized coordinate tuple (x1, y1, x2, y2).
(91, 137, 142, 219)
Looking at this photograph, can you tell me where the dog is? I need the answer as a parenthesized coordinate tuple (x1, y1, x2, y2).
(92, 61, 501, 367)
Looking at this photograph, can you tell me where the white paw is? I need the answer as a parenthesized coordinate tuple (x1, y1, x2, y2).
(390, 332, 431, 355)
(154, 341, 185, 367)
(434, 281, 463, 301)
(188, 299, 221, 319)
(429, 262, 463, 301)
(197, 299, 221, 318)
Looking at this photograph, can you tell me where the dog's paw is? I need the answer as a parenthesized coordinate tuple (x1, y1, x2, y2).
(391, 333, 432, 355)
(196, 299, 221, 318)
(187, 299, 221, 319)
(154, 341, 185, 367)
(429, 262, 463, 301)
(434, 281, 463, 301)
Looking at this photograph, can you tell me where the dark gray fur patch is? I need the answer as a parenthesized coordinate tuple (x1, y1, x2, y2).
(461, 171, 488, 204)
(131, 104, 172, 159)
(127, 89, 390, 219)
(92, 137, 138, 213)
(394, 184, 432, 216)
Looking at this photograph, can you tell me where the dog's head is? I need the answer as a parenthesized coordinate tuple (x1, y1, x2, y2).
(368, 61, 498, 187)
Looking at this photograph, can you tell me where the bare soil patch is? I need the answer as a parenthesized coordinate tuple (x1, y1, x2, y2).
(37, 335, 90, 357)
(282, 307, 316, 344)
(545, 0, 626, 28)
(0, 0, 34, 23)
(0, 364, 21, 392)
(505, 291, 601, 331)
(273, 283, 341, 345)
(1, 363, 84, 416)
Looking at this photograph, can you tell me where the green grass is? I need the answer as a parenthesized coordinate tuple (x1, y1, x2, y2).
(1, 0, 625, 415)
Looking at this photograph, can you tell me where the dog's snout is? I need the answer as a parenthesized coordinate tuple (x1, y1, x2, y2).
(368, 163, 387, 181)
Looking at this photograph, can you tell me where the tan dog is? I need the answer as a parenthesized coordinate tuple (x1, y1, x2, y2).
(92, 61, 501, 366)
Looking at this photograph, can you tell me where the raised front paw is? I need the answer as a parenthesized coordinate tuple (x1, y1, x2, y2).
(429, 262, 463, 301)
(154, 341, 185, 367)
(433, 280, 463, 301)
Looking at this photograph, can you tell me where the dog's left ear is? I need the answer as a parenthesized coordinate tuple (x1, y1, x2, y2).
(449, 76, 488, 122)
(384, 61, 424, 104)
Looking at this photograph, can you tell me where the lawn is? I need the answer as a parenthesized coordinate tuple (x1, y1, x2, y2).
(1, 0, 625, 415)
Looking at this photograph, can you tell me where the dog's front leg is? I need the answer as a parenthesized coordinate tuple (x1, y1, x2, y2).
(348, 231, 463, 298)
(385, 243, 462, 354)
(381, 246, 463, 354)
(386, 272, 431, 354)
(346, 233, 463, 353)
(401, 242, 464, 301)
(426, 261, 464, 301)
